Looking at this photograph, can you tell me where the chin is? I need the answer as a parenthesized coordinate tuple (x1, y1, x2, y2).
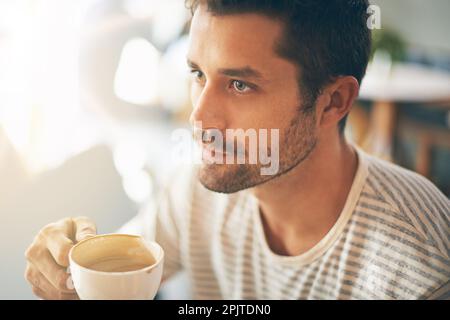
(197, 162, 273, 194)
(198, 163, 241, 193)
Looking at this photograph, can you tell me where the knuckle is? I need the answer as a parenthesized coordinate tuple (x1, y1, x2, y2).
(75, 216, 95, 227)
(25, 267, 41, 288)
(40, 224, 57, 239)
(31, 286, 42, 297)
(59, 217, 74, 230)
(61, 217, 73, 224)
(25, 245, 39, 261)
(24, 266, 34, 283)
(55, 246, 71, 266)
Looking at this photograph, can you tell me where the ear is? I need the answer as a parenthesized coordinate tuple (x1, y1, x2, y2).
(316, 76, 359, 131)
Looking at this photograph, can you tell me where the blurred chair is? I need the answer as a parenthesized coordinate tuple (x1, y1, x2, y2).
(347, 99, 450, 197)
(396, 102, 450, 196)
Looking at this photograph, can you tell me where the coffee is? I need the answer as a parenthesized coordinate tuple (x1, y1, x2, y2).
(71, 234, 157, 273)
(84, 255, 155, 272)
(69, 234, 164, 300)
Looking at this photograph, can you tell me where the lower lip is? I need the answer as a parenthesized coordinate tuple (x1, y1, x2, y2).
(202, 148, 228, 163)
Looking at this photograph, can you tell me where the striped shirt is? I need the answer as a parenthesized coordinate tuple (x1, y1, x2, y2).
(121, 147, 450, 299)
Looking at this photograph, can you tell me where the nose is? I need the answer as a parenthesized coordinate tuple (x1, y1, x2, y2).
(189, 83, 227, 131)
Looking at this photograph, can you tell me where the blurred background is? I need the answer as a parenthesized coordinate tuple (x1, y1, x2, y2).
(0, 0, 449, 299)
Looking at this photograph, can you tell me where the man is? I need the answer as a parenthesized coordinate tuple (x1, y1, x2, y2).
(25, 0, 449, 299)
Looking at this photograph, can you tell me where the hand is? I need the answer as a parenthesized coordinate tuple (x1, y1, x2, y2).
(24, 216, 97, 300)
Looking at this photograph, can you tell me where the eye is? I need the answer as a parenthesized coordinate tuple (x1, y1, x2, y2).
(190, 69, 204, 82)
(231, 80, 251, 93)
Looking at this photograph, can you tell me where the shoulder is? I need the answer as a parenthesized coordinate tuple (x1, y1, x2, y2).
(360, 151, 449, 254)
(364, 151, 448, 209)
(353, 150, 450, 298)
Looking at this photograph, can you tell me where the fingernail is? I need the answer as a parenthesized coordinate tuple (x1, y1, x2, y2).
(78, 233, 95, 241)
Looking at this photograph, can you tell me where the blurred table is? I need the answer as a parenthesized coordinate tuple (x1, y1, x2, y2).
(358, 62, 450, 161)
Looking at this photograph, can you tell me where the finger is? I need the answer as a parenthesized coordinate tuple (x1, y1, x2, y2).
(45, 232, 74, 267)
(39, 218, 74, 267)
(31, 285, 51, 300)
(25, 263, 74, 295)
(31, 285, 78, 300)
(73, 216, 97, 242)
(27, 248, 74, 292)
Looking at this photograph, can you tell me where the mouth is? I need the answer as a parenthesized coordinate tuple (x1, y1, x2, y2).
(201, 144, 229, 163)
(201, 144, 249, 165)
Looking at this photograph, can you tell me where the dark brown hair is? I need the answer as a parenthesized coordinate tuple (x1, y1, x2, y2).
(186, 0, 372, 133)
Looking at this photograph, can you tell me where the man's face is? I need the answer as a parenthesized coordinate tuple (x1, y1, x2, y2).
(187, 5, 317, 193)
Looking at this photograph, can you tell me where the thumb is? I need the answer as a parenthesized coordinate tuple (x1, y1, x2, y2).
(72, 216, 97, 242)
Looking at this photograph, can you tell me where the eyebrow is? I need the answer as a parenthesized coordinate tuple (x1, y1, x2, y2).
(187, 58, 266, 81)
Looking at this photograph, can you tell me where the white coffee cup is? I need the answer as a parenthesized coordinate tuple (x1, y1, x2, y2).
(69, 234, 164, 300)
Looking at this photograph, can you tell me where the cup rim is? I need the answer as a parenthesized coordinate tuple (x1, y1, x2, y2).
(68, 233, 164, 276)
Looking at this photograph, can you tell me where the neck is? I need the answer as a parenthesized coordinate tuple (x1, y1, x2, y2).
(251, 135, 358, 256)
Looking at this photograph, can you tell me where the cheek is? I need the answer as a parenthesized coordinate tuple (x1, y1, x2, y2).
(254, 79, 301, 129)
(251, 94, 300, 131)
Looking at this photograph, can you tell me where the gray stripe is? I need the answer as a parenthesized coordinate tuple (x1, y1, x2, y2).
(331, 230, 433, 297)
(265, 268, 342, 299)
(297, 248, 371, 299)
(217, 250, 384, 299)
(341, 277, 394, 299)
(288, 254, 356, 298)
(346, 217, 444, 284)
(368, 165, 438, 249)
(388, 164, 449, 254)
(410, 174, 450, 240)
(189, 225, 445, 298)
(196, 226, 442, 286)
(355, 207, 435, 246)
(426, 281, 450, 300)
(409, 167, 450, 218)
(365, 177, 414, 227)
(191, 219, 442, 298)
(371, 163, 440, 237)
(349, 218, 449, 275)
(416, 173, 450, 219)
(372, 161, 447, 254)
(432, 291, 450, 300)
(183, 156, 450, 300)
(307, 270, 371, 299)
(192, 238, 380, 299)
(310, 251, 357, 299)
(192, 289, 223, 299)
(361, 191, 385, 202)
(192, 250, 344, 299)
(192, 279, 221, 290)
(339, 267, 403, 299)
(212, 264, 360, 300)
(262, 269, 365, 299)
(332, 242, 433, 296)
(358, 200, 423, 231)
(350, 229, 450, 276)
(302, 227, 390, 299)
